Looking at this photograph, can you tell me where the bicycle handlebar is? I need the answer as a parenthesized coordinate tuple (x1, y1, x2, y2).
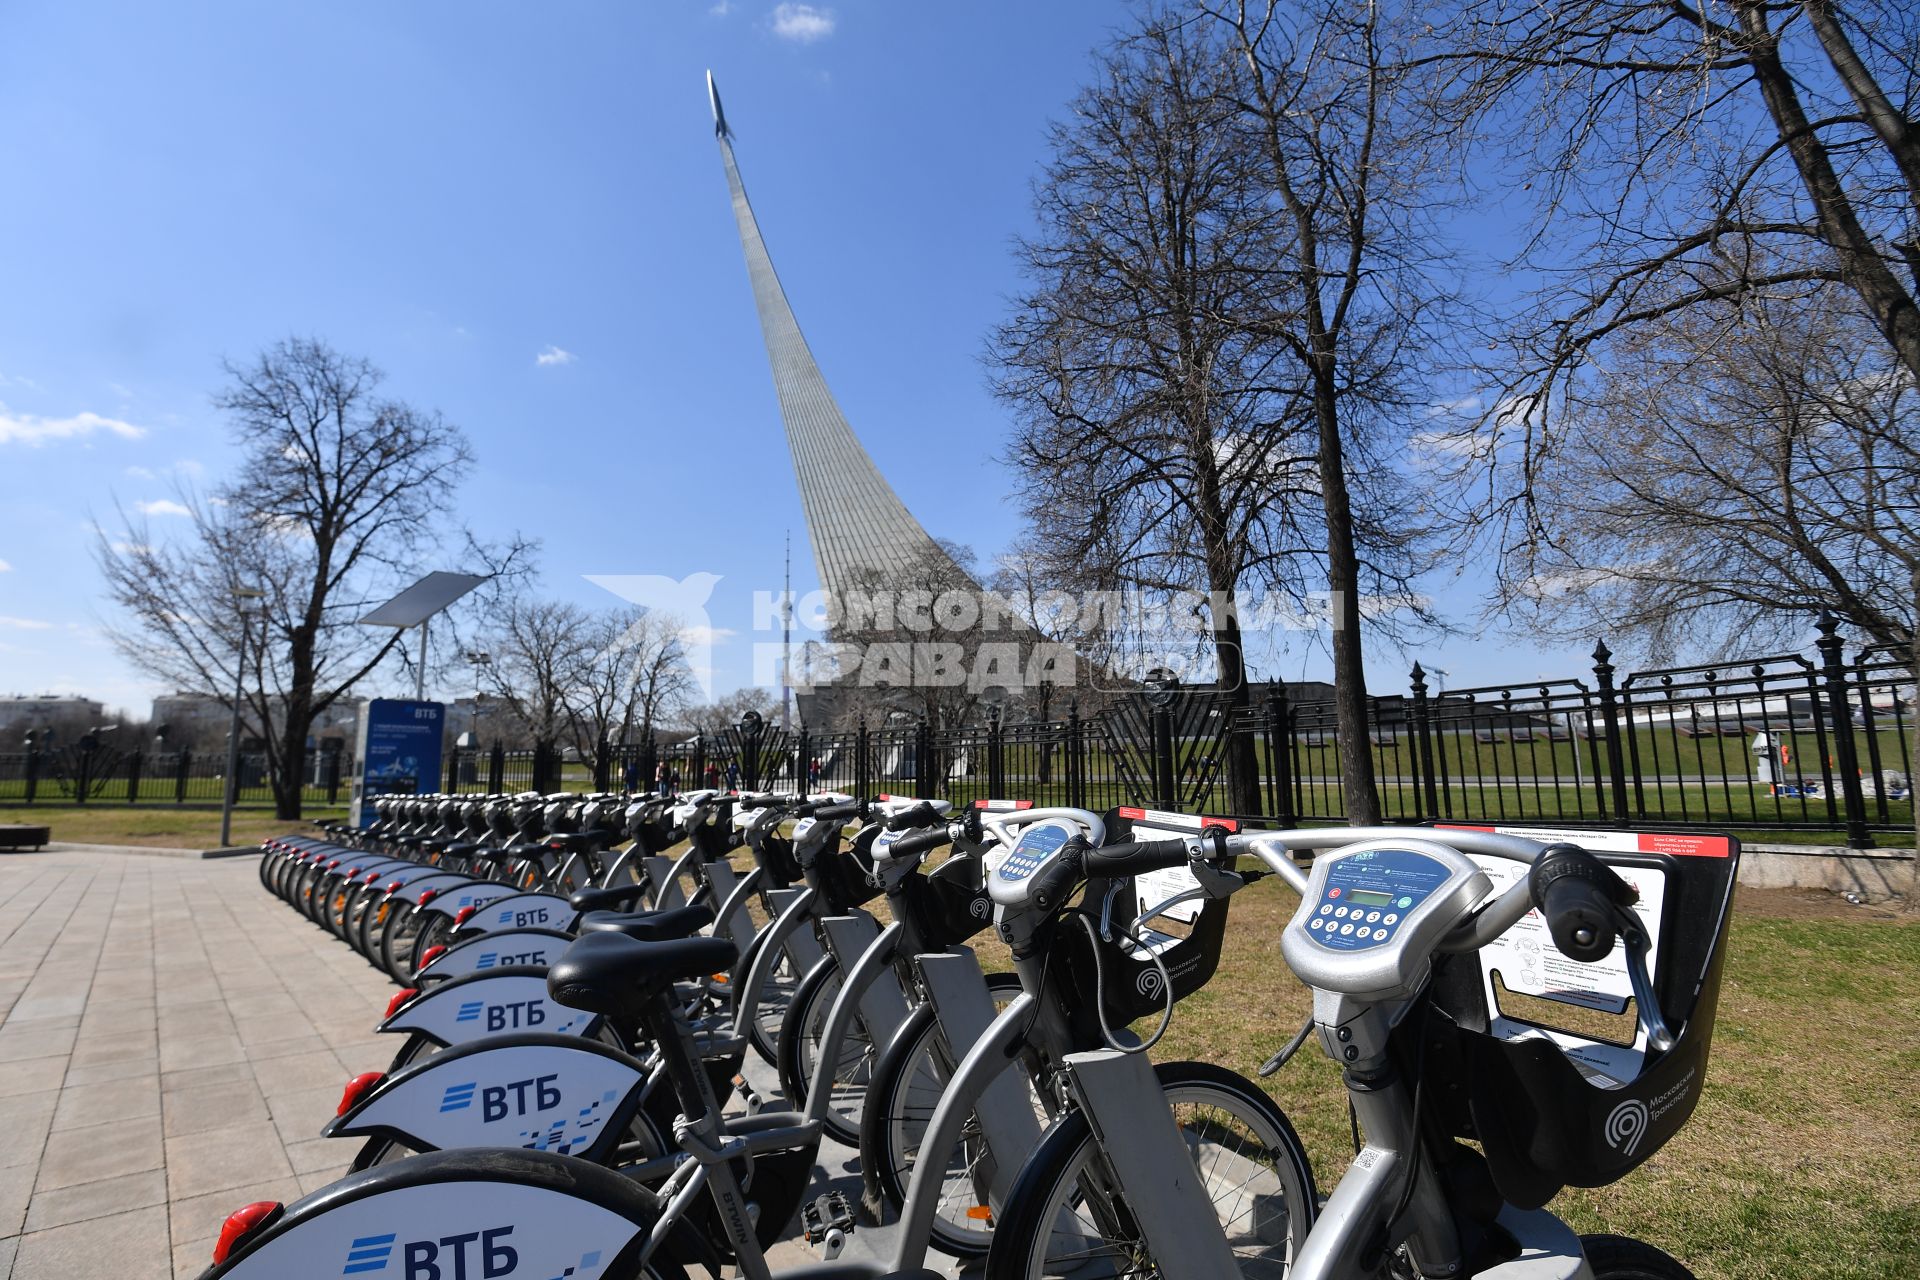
(883, 826, 954, 859)
(885, 801, 943, 832)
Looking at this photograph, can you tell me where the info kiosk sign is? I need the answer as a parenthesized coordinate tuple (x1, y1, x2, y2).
(349, 698, 445, 828)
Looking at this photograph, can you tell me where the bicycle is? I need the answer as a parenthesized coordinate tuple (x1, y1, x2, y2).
(982, 823, 1737, 1280)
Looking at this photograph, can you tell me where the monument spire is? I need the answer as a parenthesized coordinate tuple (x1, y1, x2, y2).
(707, 70, 972, 609)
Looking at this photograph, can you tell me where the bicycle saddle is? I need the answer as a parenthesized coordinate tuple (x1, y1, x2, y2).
(575, 904, 717, 942)
(567, 883, 650, 914)
(549, 932, 739, 1018)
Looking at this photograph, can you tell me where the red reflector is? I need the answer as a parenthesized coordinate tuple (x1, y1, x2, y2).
(384, 989, 418, 1020)
(419, 945, 448, 968)
(385, 881, 402, 894)
(327, 859, 341, 869)
(453, 906, 478, 926)
(336, 1071, 385, 1117)
(213, 1201, 282, 1264)
(365, 871, 382, 884)
(416, 889, 436, 907)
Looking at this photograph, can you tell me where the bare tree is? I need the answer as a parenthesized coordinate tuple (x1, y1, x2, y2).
(992, 18, 1317, 813)
(1423, 0, 1920, 545)
(483, 599, 593, 744)
(1513, 284, 1918, 893)
(570, 608, 697, 758)
(96, 338, 473, 818)
(683, 686, 780, 742)
(1200, 0, 1451, 821)
(994, 8, 1440, 817)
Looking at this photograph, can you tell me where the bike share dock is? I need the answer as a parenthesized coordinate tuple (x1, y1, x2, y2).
(0, 847, 976, 1279)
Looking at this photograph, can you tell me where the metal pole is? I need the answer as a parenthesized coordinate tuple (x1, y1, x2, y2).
(415, 618, 428, 702)
(220, 612, 247, 848)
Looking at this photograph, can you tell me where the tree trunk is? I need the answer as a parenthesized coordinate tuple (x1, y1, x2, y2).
(1210, 606, 1262, 816)
(1313, 362, 1382, 823)
(1740, 8, 1920, 382)
(1905, 572, 1919, 913)
(274, 692, 312, 821)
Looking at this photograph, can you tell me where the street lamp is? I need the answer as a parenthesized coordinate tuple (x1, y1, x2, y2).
(220, 585, 265, 849)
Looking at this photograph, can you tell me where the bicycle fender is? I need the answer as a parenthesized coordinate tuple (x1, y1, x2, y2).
(324, 1034, 648, 1163)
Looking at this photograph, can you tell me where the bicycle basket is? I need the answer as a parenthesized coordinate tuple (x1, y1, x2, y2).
(803, 825, 883, 910)
(1425, 826, 1740, 1208)
(752, 831, 803, 887)
(913, 850, 995, 949)
(1055, 808, 1236, 1026)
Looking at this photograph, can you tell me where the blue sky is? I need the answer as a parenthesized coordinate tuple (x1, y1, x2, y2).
(0, 0, 1580, 718)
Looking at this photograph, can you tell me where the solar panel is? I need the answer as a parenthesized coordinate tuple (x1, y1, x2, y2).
(358, 571, 489, 628)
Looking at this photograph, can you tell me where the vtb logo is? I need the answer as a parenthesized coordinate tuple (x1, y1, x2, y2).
(438, 1074, 563, 1122)
(340, 1226, 517, 1278)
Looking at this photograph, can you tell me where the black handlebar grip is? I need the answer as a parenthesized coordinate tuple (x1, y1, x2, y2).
(813, 801, 864, 822)
(886, 801, 943, 832)
(1028, 839, 1089, 914)
(1530, 844, 1636, 963)
(885, 826, 954, 859)
(1081, 837, 1192, 880)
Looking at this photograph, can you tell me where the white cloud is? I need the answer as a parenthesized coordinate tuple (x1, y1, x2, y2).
(771, 2, 834, 42)
(0, 616, 53, 630)
(0, 404, 146, 447)
(125, 465, 155, 480)
(536, 345, 577, 367)
(0, 558, 11, 572)
(711, 0, 733, 13)
(111, 541, 154, 556)
(134, 498, 192, 518)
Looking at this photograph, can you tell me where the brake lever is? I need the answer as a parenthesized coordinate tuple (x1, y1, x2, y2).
(1619, 913, 1676, 1052)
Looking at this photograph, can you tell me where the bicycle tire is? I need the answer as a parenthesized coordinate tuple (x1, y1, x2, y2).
(775, 956, 872, 1147)
(1581, 1235, 1697, 1279)
(859, 972, 1029, 1259)
(730, 929, 801, 1067)
(985, 1060, 1317, 1280)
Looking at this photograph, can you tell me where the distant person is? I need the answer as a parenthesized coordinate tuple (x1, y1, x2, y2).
(655, 760, 669, 797)
(727, 761, 741, 790)
(704, 761, 721, 789)
(808, 756, 822, 790)
(623, 760, 639, 793)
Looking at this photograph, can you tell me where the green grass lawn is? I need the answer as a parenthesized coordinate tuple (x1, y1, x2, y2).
(0, 804, 346, 848)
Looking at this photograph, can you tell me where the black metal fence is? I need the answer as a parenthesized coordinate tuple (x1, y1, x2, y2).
(8, 623, 1910, 843)
(0, 744, 347, 806)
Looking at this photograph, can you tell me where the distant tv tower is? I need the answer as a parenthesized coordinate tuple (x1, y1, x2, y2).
(782, 529, 793, 731)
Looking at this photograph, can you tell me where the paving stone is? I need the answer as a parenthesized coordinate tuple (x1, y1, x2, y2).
(35, 1116, 164, 1192)
(162, 1082, 273, 1138)
(52, 1075, 161, 1130)
(11, 1203, 171, 1280)
(23, 1166, 168, 1231)
(0, 1057, 69, 1099)
(64, 1053, 160, 1088)
(0, 1158, 38, 1236)
(164, 1122, 293, 1202)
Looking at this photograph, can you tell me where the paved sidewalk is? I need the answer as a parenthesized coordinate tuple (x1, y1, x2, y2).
(0, 849, 396, 1279)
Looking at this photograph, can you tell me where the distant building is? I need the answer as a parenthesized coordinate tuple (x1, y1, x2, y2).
(0, 694, 107, 741)
(148, 691, 358, 752)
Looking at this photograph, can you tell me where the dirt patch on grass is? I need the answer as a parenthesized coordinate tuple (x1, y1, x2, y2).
(1735, 883, 1912, 923)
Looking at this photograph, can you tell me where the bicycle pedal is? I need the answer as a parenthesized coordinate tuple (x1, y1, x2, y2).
(802, 1191, 855, 1247)
(732, 1074, 766, 1114)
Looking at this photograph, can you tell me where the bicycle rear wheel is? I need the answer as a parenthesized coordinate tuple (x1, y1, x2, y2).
(985, 1060, 1316, 1280)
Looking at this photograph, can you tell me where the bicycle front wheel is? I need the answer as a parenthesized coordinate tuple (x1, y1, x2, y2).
(986, 1060, 1316, 1280)
(776, 956, 872, 1147)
